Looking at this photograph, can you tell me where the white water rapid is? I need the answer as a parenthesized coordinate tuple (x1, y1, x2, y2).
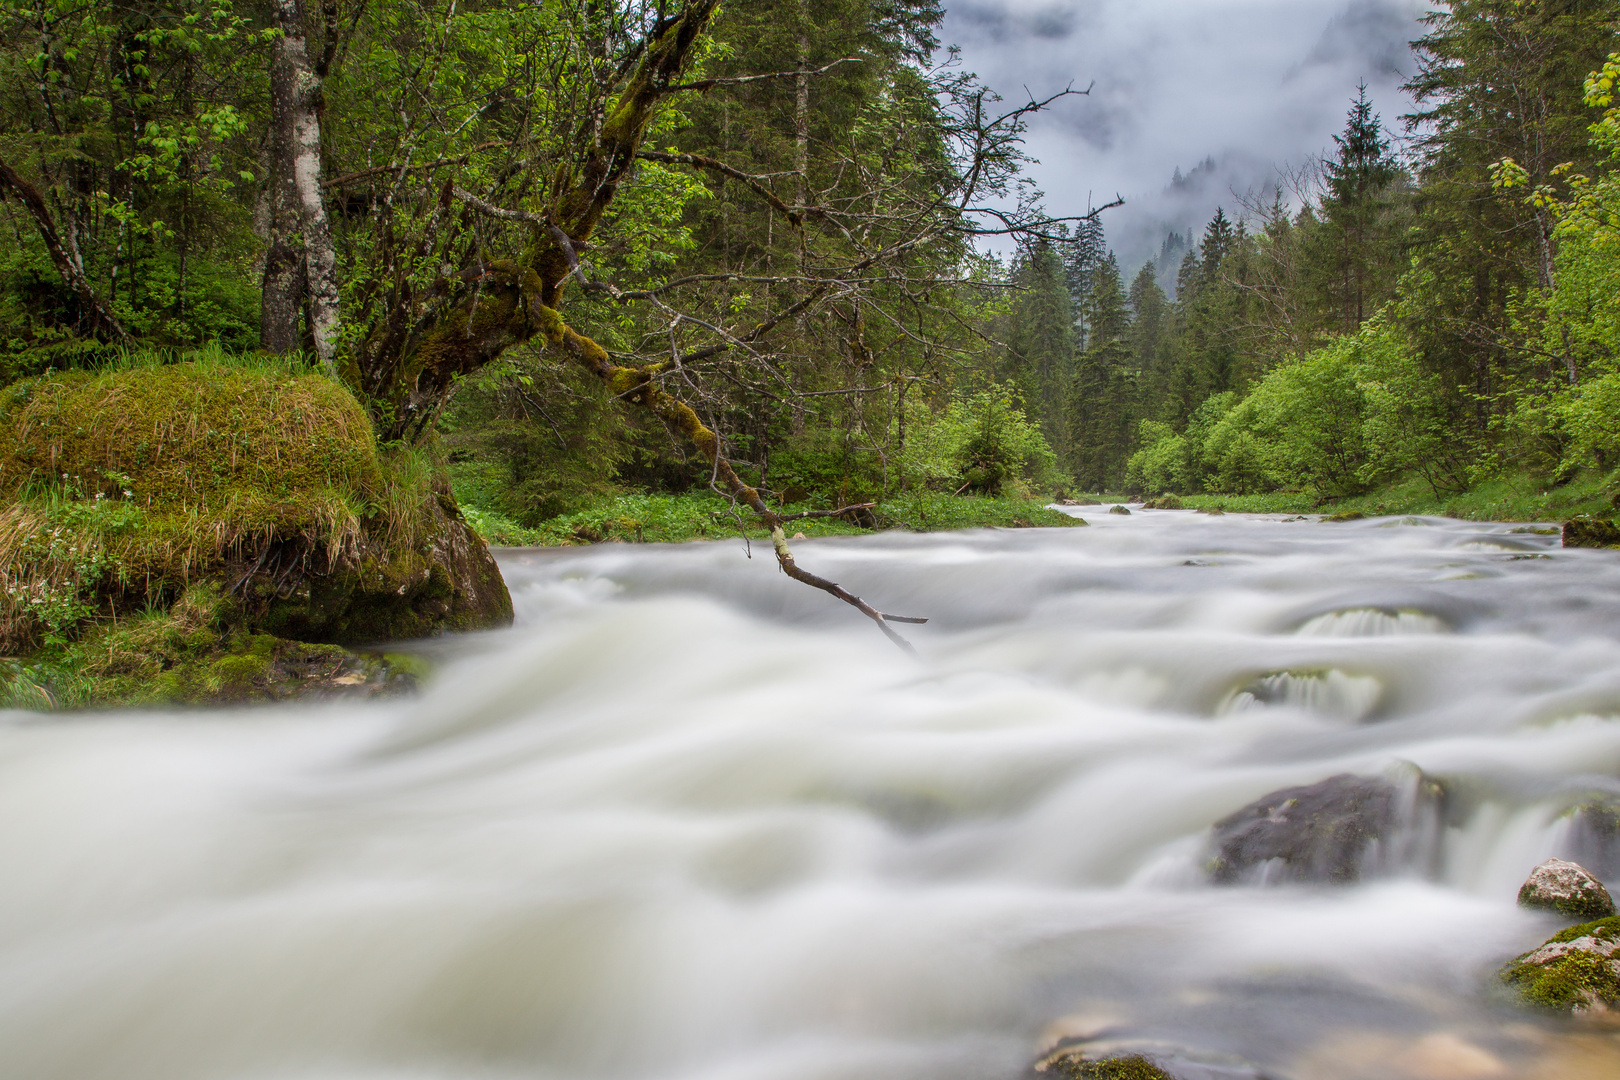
(4, 510, 1620, 1080)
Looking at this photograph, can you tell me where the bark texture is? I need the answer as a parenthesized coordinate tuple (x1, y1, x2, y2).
(263, 0, 340, 371)
(0, 160, 128, 342)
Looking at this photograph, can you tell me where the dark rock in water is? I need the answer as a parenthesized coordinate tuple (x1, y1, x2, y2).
(1205, 771, 1444, 885)
(257, 481, 513, 646)
(1500, 915, 1620, 1012)
(1517, 858, 1616, 920)
(1323, 510, 1365, 522)
(1034, 1040, 1270, 1080)
(1195, 507, 1226, 516)
(1143, 495, 1184, 510)
(1109, 504, 1132, 516)
(1563, 516, 1620, 549)
(1567, 798, 1620, 879)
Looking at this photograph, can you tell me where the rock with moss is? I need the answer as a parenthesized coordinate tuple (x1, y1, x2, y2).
(1041, 1055, 1172, 1080)
(1517, 859, 1616, 920)
(1205, 771, 1444, 885)
(1323, 510, 1365, 522)
(1143, 495, 1184, 510)
(1501, 915, 1620, 1013)
(1109, 504, 1132, 516)
(1563, 516, 1620, 549)
(0, 363, 510, 704)
(0, 582, 425, 709)
(1033, 1040, 1268, 1080)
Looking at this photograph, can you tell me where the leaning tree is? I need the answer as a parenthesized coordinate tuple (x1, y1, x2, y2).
(6, 0, 1109, 648)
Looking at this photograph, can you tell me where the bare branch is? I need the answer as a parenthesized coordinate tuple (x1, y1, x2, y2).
(668, 56, 862, 92)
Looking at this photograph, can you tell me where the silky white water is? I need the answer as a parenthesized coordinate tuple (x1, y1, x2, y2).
(4, 510, 1620, 1080)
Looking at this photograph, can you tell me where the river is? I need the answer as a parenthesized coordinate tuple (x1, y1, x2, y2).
(3, 509, 1620, 1080)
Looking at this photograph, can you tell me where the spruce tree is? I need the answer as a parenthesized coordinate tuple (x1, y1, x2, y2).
(1313, 85, 1406, 332)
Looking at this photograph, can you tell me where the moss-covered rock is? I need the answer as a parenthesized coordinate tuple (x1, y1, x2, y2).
(1501, 915, 1620, 1013)
(1042, 1056, 1172, 1080)
(0, 583, 425, 708)
(1563, 516, 1620, 549)
(0, 363, 511, 700)
(1517, 858, 1616, 921)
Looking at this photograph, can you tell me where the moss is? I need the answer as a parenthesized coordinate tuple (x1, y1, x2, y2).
(1564, 516, 1620, 549)
(1501, 916, 1620, 1012)
(1324, 510, 1365, 522)
(1045, 1055, 1173, 1080)
(0, 362, 512, 689)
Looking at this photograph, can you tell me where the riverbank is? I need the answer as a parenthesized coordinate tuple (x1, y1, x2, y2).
(458, 490, 1086, 546)
(1069, 468, 1619, 522)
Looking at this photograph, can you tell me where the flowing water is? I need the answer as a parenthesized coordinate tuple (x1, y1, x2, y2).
(5, 509, 1620, 1080)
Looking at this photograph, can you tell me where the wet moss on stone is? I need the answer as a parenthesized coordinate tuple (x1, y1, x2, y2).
(1563, 516, 1620, 549)
(0, 362, 510, 707)
(1045, 1055, 1173, 1080)
(1501, 915, 1620, 1012)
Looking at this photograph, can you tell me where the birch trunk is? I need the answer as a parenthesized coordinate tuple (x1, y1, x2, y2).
(263, 0, 340, 373)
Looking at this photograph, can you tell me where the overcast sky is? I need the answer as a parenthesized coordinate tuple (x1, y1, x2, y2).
(940, 0, 1430, 275)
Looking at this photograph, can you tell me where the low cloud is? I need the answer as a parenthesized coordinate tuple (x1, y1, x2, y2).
(941, 0, 1427, 276)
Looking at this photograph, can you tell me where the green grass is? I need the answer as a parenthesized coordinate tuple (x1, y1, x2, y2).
(463, 491, 1086, 547)
(1127, 468, 1618, 522)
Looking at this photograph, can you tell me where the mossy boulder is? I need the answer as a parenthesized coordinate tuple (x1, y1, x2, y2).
(1323, 510, 1365, 522)
(0, 362, 511, 666)
(1109, 504, 1132, 516)
(1563, 516, 1620, 549)
(1517, 859, 1616, 921)
(1041, 1055, 1172, 1080)
(1501, 915, 1620, 1013)
(0, 582, 424, 708)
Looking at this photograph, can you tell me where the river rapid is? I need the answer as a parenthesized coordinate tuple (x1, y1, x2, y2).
(4, 509, 1620, 1080)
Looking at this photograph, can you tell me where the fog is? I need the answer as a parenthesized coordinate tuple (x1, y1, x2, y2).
(942, 0, 1429, 276)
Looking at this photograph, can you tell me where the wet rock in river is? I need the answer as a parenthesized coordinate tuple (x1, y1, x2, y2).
(1517, 859, 1616, 920)
(1034, 1040, 1268, 1080)
(1205, 771, 1444, 885)
(1109, 504, 1132, 515)
(1501, 915, 1620, 1013)
(1562, 516, 1620, 549)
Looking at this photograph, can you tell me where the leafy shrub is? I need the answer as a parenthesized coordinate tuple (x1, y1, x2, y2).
(897, 388, 1059, 496)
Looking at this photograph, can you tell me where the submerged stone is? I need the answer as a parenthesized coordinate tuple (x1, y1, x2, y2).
(1517, 858, 1616, 920)
(1562, 516, 1620, 549)
(1205, 770, 1443, 885)
(1109, 504, 1132, 516)
(1501, 915, 1620, 1013)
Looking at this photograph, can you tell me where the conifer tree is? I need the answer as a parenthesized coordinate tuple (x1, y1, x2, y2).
(1067, 252, 1133, 487)
(1313, 85, 1406, 332)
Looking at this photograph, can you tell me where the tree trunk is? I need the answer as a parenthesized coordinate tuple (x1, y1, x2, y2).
(0, 160, 127, 343)
(263, 0, 340, 372)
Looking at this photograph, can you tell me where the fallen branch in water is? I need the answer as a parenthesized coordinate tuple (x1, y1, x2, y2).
(541, 313, 926, 652)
